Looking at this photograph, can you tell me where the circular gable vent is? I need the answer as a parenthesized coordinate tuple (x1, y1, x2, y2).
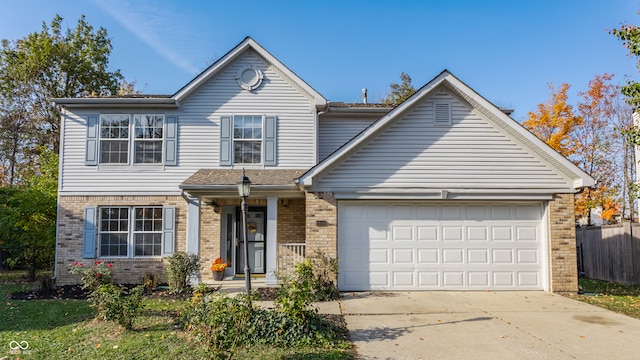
(236, 65, 264, 91)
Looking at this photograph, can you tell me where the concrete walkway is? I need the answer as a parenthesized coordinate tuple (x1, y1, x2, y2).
(337, 291, 640, 360)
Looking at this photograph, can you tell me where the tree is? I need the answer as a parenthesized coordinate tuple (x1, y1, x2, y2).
(522, 83, 583, 157)
(573, 74, 620, 224)
(383, 72, 416, 105)
(611, 21, 640, 108)
(0, 148, 58, 280)
(0, 14, 125, 184)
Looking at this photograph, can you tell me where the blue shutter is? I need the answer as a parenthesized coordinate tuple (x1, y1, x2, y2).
(86, 115, 99, 165)
(219, 115, 232, 166)
(82, 206, 97, 258)
(164, 116, 178, 165)
(264, 115, 277, 166)
(162, 206, 176, 257)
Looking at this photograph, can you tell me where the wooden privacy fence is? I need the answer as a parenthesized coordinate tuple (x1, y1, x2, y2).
(576, 223, 640, 284)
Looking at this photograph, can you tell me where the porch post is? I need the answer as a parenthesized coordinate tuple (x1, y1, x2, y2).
(266, 196, 278, 285)
(186, 196, 200, 284)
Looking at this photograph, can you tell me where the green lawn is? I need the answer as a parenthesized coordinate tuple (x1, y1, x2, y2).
(569, 278, 640, 319)
(0, 272, 354, 359)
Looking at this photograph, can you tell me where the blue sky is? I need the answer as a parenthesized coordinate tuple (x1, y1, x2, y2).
(0, 0, 638, 120)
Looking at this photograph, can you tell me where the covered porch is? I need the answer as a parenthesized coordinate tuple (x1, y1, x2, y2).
(179, 169, 309, 285)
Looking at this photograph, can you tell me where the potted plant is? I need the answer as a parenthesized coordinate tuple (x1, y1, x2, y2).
(210, 258, 228, 281)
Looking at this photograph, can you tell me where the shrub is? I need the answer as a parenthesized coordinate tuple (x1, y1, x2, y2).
(309, 250, 340, 301)
(181, 291, 344, 352)
(166, 252, 199, 293)
(275, 260, 315, 321)
(91, 283, 145, 330)
(142, 273, 160, 291)
(68, 261, 114, 292)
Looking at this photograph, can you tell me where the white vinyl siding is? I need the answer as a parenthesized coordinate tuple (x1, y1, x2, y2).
(338, 201, 545, 291)
(314, 93, 572, 192)
(59, 50, 315, 193)
(318, 117, 377, 161)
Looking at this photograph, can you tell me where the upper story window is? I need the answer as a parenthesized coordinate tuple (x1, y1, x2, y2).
(100, 114, 130, 164)
(134, 115, 164, 164)
(219, 114, 276, 167)
(233, 115, 262, 164)
(98, 114, 164, 165)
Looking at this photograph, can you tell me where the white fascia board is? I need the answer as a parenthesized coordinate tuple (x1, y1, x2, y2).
(333, 193, 554, 201)
(58, 190, 183, 196)
(52, 98, 178, 108)
(173, 38, 326, 108)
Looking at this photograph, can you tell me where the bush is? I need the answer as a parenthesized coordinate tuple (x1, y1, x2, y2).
(68, 261, 114, 292)
(142, 273, 160, 291)
(182, 291, 344, 352)
(308, 251, 340, 301)
(166, 252, 199, 293)
(91, 283, 145, 330)
(275, 260, 315, 321)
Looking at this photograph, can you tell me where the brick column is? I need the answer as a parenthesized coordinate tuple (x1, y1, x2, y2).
(548, 193, 578, 293)
(305, 192, 337, 258)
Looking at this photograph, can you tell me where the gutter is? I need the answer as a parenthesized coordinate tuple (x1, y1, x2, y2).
(52, 98, 179, 109)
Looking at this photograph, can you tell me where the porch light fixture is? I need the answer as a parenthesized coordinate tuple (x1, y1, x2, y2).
(237, 169, 252, 295)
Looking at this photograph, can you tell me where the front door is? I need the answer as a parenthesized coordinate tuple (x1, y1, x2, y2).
(236, 207, 266, 274)
(221, 206, 266, 275)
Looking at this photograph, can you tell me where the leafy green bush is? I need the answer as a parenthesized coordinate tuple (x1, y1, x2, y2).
(165, 252, 199, 293)
(275, 260, 315, 321)
(181, 291, 345, 352)
(68, 260, 114, 292)
(91, 283, 145, 330)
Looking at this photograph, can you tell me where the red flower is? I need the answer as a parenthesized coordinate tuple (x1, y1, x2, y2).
(73, 262, 78, 265)
(96, 273, 101, 277)
(96, 261, 101, 265)
(107, 263, 113, 268)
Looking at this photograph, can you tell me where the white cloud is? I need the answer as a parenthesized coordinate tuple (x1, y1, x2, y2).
(90, 0, 200, 75)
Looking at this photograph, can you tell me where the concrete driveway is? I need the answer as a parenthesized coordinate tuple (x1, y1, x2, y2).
(338, 291, 640, 360)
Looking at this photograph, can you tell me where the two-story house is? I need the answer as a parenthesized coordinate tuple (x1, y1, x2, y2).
(54, 37, 593, 293)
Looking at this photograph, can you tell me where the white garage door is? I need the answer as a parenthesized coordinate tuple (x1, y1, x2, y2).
(338, 202, 546, 291)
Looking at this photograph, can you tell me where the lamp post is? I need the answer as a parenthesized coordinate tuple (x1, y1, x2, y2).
(237, 169, 252, 296)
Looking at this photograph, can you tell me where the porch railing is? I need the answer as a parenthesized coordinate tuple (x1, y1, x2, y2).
(277, 243, 306, 279)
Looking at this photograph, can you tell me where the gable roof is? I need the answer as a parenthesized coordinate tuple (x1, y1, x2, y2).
(297, 70, 595, 193)
(172, 37, 327, 109)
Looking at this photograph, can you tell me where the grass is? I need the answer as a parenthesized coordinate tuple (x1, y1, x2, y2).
(569, 278, 640, 319)
(0, 271, 354, 359)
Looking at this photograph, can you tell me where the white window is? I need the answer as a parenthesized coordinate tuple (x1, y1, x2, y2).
(99, 206, 163, 257)
(233, 115, 263, 164)
(100, 114, 130, 164)
(99, 114, 164, 164)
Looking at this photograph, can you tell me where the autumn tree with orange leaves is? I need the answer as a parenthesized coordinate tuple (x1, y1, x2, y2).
(524, 76, 630, 225)
(523, 83, 583, 158)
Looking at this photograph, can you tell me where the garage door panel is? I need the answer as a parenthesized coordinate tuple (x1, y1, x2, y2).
(370, 248, 389, 264)
(468, 272, 490, 287)
(418, 249, 438, 263)
(392, 249, 414, 264)
(417, 226, 438, 241)
(338, 202, 545, 291)
(392, 226, 414, 241)
(468, 249, 489, 264)
(393, 272, 415, 287)
(442, 226, 464, 241)
(443, 272, 464, 286)
(418, 272, 439, 286)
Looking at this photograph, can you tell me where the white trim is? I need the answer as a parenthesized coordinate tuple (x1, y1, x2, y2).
(186, 196, 200, 284)
(541, 200, 550, 292)
(266, 197, 278, 285)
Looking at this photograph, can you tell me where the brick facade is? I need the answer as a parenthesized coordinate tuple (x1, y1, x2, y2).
(548, 193, 578, 293)
(304, 192, 337, 258)
(56, 195, 187, 285)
